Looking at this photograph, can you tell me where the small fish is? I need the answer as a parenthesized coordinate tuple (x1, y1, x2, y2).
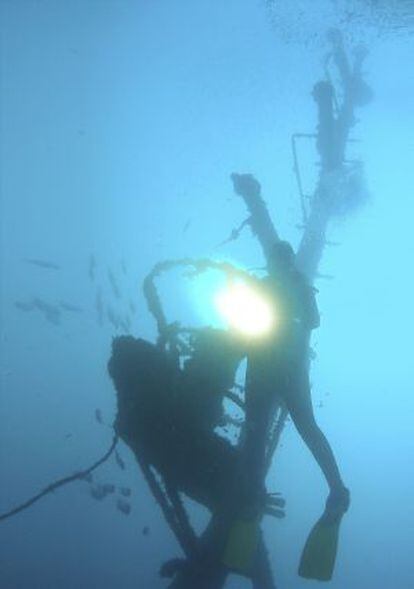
(95, 288, 104, 326)
(116, 498, 131, 515)
(107, 306, 120, 330)
(14, 301, 35, 312)
(316, 272, 334, 281)
(118, 321, 128, 333)
(59, 301, 83, 313)
(142, 526, 150, 536)
(182, 218, 192, 233)
(33, 298, 58, 314)
(119, 487, 131, 497)
(33, 298, 61, 325)
(45, 310, 61, 325)
(115, 450, 125, 470)
(118, 318, 130, 334)
(95, 408, 103, 424)
(309, 347, 317, 360)
(317, 401, 324, 409)
(64, 433, 73, 440)
(90, 484, 107, 501)
(88, 255, 96, 281)
(107, 268, 121, 299)
(102, 483, 115, 494)
(24, 258, 60, 270)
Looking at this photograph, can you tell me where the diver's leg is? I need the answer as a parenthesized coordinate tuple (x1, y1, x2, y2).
(241, 381, 278, 510)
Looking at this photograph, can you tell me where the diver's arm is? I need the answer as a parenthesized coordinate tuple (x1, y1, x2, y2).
(284, 378, 345, 495)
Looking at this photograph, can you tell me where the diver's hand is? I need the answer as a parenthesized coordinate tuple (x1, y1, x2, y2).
(324, 485, 350, 523)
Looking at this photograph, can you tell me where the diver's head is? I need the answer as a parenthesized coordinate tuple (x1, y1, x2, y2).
(268, 240, 295, 275)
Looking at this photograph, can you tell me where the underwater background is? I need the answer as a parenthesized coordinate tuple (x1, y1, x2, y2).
(1, 1, 413, 588)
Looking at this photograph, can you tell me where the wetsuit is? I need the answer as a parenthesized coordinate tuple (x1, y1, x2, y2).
(241, 267, 320, 510)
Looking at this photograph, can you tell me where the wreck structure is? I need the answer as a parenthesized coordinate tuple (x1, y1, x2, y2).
(109, 31, 372, 589)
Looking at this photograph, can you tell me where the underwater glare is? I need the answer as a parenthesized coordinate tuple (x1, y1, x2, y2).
(215, 281, 276, 337)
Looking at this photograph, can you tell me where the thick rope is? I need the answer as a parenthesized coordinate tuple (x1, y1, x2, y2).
(0, 435, 118, 522)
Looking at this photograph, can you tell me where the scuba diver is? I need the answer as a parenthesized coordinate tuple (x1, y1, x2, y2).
(224, 240, 350, 580)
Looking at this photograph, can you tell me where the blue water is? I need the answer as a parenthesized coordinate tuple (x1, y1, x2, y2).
(1, 1, 413, 588)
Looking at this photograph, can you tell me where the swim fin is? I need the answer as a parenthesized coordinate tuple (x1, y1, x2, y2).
(298, 512, 343, 581)
(222, 517, 260, 575)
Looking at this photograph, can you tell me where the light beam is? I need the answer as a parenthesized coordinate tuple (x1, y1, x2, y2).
(215, 281, 276, 338)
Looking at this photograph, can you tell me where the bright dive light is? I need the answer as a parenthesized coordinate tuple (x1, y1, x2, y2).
(215, 281, 276, 337)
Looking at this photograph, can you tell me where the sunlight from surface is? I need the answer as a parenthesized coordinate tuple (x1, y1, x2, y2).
(215, 281, 276, 337)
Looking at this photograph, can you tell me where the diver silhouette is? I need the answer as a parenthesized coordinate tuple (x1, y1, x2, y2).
(224, 240, 350, 578)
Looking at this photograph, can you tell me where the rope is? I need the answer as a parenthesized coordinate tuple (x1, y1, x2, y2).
(0, 434, 118, 522)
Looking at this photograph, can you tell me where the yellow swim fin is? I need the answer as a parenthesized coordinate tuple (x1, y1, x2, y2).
(222, 517, 260, 575)
(298, 513, 343, 581)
